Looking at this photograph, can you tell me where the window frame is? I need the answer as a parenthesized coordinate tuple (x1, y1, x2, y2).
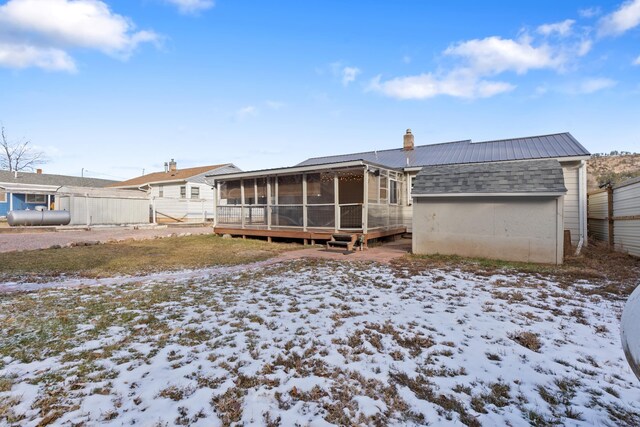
(158, 185, 164, 198)
(190, 186, 200, 200)
(26, 194, 47, 204)
(180, 186, 187, 199)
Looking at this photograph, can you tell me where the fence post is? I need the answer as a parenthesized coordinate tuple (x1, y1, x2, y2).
(607, 186, 614, 248)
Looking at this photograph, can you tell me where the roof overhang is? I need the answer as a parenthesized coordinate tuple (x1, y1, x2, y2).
(412, 192, 566, 198)
(0, 182, 60, 194)
(207, 160, 400, 181)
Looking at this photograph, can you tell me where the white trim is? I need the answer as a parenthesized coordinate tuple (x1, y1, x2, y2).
(578, 159, 588, 246)
(412, 192, 566, 198)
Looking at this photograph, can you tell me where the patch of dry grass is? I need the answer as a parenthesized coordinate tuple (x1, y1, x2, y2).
(0, 234, 298, 280)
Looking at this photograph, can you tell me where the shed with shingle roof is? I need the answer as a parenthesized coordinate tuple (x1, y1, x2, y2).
(411, 160, 567, 264)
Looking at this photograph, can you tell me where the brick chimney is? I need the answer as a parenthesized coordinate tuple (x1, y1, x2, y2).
(169, 159, 177, 172)
(403, 129, 414, 151)
(36, 169, 43, 174)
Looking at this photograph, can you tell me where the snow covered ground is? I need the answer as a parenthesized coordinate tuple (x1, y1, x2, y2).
(1, 259, 639, 426)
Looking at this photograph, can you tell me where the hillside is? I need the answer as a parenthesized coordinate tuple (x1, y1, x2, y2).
(587, 153, 640, 191)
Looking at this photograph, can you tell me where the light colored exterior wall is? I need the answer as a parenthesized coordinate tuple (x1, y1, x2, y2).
(151, 183, 214, 222)
(58, 196, 149, 226)
(587, 190, 609, 242)
(613, 180, 640, 257)
(561, 161, 581, 245)
(412, 196, 564, 264)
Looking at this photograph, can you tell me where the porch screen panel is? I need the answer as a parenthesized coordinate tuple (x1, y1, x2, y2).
(256, 178, 267, 204)
(244, 179, 256, 204)
(277, 175, 303, 204)
(307, 173, 334, 204)
(307, 205, 335, 227)
(379, 171, 388, 203)
(338, 170, 363, 204)
(367, 171, 379, 203)
(219, 180, 241, 205)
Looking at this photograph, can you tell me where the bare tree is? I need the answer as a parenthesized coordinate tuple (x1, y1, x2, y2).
(1, 126, 47, 172)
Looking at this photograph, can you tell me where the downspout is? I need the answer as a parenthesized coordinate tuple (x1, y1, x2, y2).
(575, 160, 587, 255)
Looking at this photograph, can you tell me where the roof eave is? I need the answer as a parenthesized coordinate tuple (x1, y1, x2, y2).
(412, 191, 567, 198)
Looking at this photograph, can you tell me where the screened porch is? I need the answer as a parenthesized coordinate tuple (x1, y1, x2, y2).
(213, 162, 406, 235)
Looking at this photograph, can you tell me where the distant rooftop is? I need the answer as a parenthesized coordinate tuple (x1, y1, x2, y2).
(296, 132, 590, 169)
(113, 164, 237, 188)
(0, 170, 116, 188)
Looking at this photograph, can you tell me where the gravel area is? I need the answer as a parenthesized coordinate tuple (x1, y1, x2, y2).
(0, 226, 212, 253)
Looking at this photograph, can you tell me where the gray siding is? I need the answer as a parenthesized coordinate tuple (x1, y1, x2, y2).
(59, 196, 149, 226)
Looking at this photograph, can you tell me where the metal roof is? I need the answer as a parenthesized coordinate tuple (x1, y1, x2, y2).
(0, 170, 116, 188)
(297, 132, 590, 169)
(412, 159, 567, 196)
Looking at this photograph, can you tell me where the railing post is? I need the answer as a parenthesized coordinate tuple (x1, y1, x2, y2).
(240, 180, 245, 229)
(303, 173, 308, 231)
(334, 172, 340, 232)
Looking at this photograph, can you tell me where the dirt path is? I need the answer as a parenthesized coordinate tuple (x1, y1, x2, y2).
(0, 239, 411, 293)
(0, 226, 212, 253)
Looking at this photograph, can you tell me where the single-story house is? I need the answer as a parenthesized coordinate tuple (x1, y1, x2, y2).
(0, 169, 116, 218)
(208, 130, 590, 247)
(411, 160, 567, 264)
(112, 160, 241, 223)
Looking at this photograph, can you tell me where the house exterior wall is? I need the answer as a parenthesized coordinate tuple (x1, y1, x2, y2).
(0, 193, 51, 217)
(412, 196, 564, 264)
(561, 161, 581, 245)
(151, 183, 214, 222)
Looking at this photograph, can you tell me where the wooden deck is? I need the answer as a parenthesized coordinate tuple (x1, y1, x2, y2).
(213, 226, 407, 246)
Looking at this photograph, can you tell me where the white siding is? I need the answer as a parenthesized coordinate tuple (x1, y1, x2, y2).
(561, 162, 581, 245)
(60, 196, 149, 226)
(587, 190, 609, 242)
(613, 180, 640, 257)
(151, 183, 215, 222)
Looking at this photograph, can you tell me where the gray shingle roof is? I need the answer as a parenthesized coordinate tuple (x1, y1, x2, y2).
(0, 170, 116, 188)
(297, 133, 589, 169)
(412, 159, 567, 196)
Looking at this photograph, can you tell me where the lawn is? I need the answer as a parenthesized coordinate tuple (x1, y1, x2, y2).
(1, 258, 639, 426)
(0, 235, 298, 280)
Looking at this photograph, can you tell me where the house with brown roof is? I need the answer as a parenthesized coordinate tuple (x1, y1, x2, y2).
(112, 160, 240, 223)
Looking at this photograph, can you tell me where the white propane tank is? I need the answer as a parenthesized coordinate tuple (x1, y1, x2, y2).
(621, 285, 640, 380)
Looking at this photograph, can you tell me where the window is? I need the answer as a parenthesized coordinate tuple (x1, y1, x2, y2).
(180, 186, 186, 199)
(26, 194, 47, 204)
(158, 185, 164, 198)
(0, 192, 5, 203)
(191, 186, 200, 199)
(389, 180, 398, 204)
(367, 171, 379, 204)
(379, 171, 388, 202)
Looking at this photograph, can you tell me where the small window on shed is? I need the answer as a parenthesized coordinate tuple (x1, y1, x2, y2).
(158, 185, 164, 198)
(26, 194, 47, 204)
(191, 186, 200, 199)
(0, 192, 5, 203)
(180, 186, 187, 199)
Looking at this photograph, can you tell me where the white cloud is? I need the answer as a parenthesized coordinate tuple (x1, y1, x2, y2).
(444, 36, 565, 75)
(368, 70, 515, 100)
(165, 0, 214, 15)
(341, 66, 360, 86)
(633, 55, 640, 65)
(574, 77, 617, 94)
(0, 0, 158, 71)
(598, 0, 640, 36)
(265, 100, 285, 109)
(537, 19, 576, 37)
(579, 7, 602, 18)
(235, 105, 257, 119)
(0, 41, 76, 71)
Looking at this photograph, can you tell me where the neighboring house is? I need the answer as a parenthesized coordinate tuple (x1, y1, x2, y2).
(209, 131, 590, 247)
(112, 160, 241, 223)
(0, 169, 116, 218)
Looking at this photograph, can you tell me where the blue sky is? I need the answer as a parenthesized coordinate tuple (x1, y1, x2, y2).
(0, 0, 639, 180)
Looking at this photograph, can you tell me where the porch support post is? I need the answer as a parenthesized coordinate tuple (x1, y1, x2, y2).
(302, 173, 308, 231)
(152, 197, 157, 224)
(8, 192, 13, 212)
(334, 172, 339, 232)
(47, 194, 51, 210)
(240, 179, 245, 229)
(362, 167, 368, 234)
(267, 178, 272, 230)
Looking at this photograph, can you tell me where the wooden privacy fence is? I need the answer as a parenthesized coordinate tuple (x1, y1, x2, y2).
(588, 177, 640, 257)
